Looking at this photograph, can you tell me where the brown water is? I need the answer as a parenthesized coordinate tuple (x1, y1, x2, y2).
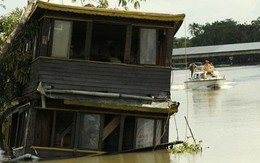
(2, 65, 260, 163)
(169, 65, 260, 163)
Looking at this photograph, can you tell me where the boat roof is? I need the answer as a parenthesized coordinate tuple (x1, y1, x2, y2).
(173, 41, 260, 56)
(31, 1, 185, 22)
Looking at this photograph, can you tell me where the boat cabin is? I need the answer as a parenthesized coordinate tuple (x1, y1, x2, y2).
(1, 1, 184, 159)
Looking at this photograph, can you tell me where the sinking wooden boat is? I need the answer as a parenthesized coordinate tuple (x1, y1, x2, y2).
(0, 1, 184, 160)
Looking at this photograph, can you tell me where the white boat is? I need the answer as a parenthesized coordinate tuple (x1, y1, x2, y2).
(184, 70, 226, 89)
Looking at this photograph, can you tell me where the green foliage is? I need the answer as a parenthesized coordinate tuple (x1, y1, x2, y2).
(173, 37, 190, 48)
(0, 8, 24, 106)
(0, 0, 5, 9)
(0, 8, 23, 46)
(169, 141, 202, 154)
(96, 0, 109, 8)
(187, 18, 260, 47)
(118, 0, 145, 10)
(0, 9, 37, 108)
(58, 0, 145, 9)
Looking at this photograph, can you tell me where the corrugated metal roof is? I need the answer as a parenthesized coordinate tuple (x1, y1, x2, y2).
(35, 1, 185, 22)
(173, 42, 260, 55)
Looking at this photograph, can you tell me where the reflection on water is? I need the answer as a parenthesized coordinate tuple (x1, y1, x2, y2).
(2, 66, 260, 163)
(192, 90, 221, 113)
(40, 150, 171, 163)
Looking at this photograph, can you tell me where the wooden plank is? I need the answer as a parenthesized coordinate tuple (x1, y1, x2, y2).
(24, 108, 36, 147)
(165, 28, 174, 66)
(118, 116, 125, 152)
(83, 22, 92, 60)
(50, 111, 56, 147)
(102, 116, 120, 141)
(73, 112, 80, 149)
(23, 57, 171, 96)
(124, 25, 132, 63)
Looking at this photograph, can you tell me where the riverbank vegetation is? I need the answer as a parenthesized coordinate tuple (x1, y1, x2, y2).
(174, 18, 260, 48)
(169, 141, 202, 154)
(0, 9, 22, 106)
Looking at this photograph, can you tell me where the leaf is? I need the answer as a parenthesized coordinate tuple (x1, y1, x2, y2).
(134, 1, 140, 9)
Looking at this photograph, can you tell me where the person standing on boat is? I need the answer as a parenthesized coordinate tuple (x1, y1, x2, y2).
(188, 63, 197, 77)
(203, 60, 215, 78)
(210, 62, 215, 71)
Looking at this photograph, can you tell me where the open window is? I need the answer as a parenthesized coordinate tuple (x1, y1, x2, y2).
(16, 110, 30, 147)
(47, 19, 171, 67)
(70, 21, 87, 59)
(90, 23, 126, 63)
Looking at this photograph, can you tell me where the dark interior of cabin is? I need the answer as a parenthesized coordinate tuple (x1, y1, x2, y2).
(70, 21, 87, 59)
(35, 18, 170, 66)
(103, 115, 120, 152)
(4, 108, 163, 153)
(90, 23, 126, 63)
(9, 113, 18, 148)
(122, 116, 135, 151)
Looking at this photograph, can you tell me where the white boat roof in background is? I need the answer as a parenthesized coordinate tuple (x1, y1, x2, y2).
(173, 42, 260, 55)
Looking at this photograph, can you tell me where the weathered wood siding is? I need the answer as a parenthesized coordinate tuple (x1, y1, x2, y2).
(23, 57, 171, 97)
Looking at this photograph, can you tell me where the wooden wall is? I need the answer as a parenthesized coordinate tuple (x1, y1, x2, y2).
(23, 57, 171, 97)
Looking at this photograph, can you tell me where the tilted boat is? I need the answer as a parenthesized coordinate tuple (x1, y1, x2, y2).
(0, 1, 185, 160)
(184, 70, 226, 89)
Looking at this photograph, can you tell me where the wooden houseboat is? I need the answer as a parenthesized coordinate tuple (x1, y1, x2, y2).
(1, 1, 184, 159)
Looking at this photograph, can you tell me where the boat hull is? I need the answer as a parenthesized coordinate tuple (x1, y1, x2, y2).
(184, 79, 225, 89)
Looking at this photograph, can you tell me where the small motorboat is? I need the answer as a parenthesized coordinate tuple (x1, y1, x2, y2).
(184, 70, 226, 89)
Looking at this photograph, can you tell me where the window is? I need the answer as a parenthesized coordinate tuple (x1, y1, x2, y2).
(139, 28, 157, 64)
(78, 113, 101, 150)
(135, 118, 155, 148)
(70, 21, 87, 59)
(51, 20, 72, 58)
(90, 23, 126, 62)
(155, 120, 162, 145)
(16, 110, 29, 147)
(53, 111, 74, 148)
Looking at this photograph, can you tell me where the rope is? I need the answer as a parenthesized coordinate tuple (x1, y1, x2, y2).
(153, 110, 171, 151)
(173, 114, 179, 141)
(183, 18, 190, 140)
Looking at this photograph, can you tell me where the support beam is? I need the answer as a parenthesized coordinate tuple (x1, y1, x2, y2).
(102, 116, 120, 141)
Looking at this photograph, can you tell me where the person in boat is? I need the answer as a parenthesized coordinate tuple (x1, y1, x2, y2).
(210, 62, 215, 71)
(203, 60, 216, 78)
(188, 63, 197, 77)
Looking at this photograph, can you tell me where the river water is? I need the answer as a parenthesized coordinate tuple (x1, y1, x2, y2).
(169, 65, 260, 163)
(2, 65, 260, 163)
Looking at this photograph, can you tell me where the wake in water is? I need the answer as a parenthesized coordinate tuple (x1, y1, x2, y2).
(171, 84, 186, 90)
(221, 81, 235, 89)
(171, 81, 235, 91)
